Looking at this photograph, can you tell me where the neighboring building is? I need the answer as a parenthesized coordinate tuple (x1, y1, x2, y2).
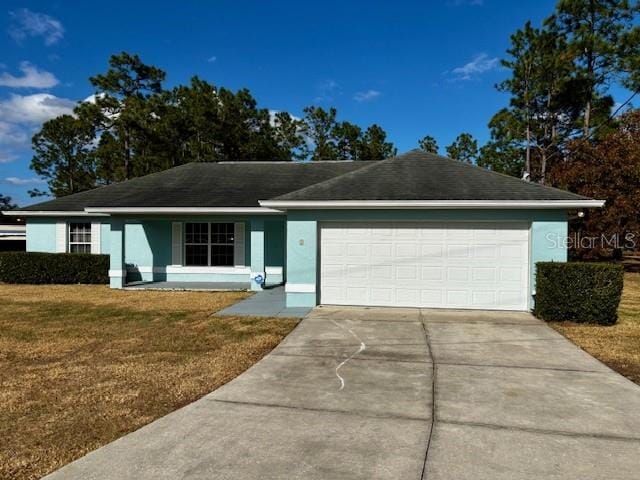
(0, 221, 26, 251)
(6, 150, 603, 311)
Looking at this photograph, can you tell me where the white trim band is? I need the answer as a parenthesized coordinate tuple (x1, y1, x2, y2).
(126, 265, 251, 275)
(3, 210, 109, 217)
(285, 283, 316, 293)
(265, 266, 283, 275)
(108, 269, 125, 278)
(84, 207, 283, 214)
(259, 200, 606, 209)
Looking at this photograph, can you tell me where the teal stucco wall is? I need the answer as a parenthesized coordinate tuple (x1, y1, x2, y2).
(285, 209, 570, 309)
(26, 218, 56, 252)
(26, 217, 109, 253)
(116, 216, 285, 285)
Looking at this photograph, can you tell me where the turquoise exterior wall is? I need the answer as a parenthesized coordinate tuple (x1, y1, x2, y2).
(25, 216, 286, 287)
(285, 209, 570, 309)
(26, 219, 56, 252)
(26, 218, 109, 253)
(25, 211, 566, 307)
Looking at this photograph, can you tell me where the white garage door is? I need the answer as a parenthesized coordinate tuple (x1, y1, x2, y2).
(320, 222, 529, 311)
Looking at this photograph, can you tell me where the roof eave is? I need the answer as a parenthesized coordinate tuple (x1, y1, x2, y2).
(83, 206, 284, 215)
(258, 199, 606, 210)
(2, 210, 110, 217)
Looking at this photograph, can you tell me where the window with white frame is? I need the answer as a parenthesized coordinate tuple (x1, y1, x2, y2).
(185, 222, 235, 266)
(68, 222, 92, 253)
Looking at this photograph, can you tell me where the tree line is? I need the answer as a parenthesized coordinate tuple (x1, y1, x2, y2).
(28, 52, 397, 197)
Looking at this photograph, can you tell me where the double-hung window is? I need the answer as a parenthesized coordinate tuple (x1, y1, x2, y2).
(184, 222, 235, 267)
(68, 222, 92, 253)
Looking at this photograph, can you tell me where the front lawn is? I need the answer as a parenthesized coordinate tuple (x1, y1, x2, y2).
(550, 272, 640, 385)
(0, 285, 298, 480)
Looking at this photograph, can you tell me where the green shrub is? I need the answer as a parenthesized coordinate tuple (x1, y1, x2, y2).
(0, 252, 109, 284)
(534, 262, 624, 325)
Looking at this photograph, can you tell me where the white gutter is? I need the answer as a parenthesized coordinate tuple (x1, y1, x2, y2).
(258, 199, 606, 209)
(83, 206, 283, 215)
(2, 210, 109, 217)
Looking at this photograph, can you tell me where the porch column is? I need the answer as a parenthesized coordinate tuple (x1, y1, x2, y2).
(250, 219, 265, 291)
(285, 215, 317, 308)
(109, 219, 125, 288)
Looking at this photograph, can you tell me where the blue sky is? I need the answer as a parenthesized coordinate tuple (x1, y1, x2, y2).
(0, 0, 585, 205)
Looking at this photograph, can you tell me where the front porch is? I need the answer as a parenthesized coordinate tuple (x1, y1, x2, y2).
(107, 217, 286, 291)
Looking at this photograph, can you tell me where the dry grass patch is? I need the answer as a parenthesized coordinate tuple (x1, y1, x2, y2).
(550, 272, 640, 385)
(0, 285, 298, 480)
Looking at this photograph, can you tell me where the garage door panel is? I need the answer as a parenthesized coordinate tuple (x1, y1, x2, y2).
(320, 222, 529, 311)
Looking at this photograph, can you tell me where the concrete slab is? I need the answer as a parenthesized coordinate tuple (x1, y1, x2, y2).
(308, 305, 421, 322)
(436, 363, 640, 439)
(272, 316, 429, 363)
(425, 422, 640, 480)
(210, 354, 432, 420)
(422, 308, 541, 325)
(45, 400, 430, 480)
(426, 322, 609, 372)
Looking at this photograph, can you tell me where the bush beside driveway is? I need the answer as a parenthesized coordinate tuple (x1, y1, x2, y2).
(0, 285, 297, 480)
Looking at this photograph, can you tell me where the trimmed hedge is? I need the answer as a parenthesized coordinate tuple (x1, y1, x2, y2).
(534, 262, 624, 325)
(0, 252, 109, 284)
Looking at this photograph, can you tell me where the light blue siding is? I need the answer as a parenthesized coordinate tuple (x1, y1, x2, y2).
(112, 216, 285, 285)
(26, 218, 109, 254)
(100, 223, 110, 254)
(26, 219, 56, 252)
(284, 209, 569, 309)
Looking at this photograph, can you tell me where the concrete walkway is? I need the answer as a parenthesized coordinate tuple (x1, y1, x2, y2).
(216, 286, 312, 318)
(45, 307, 640, 479)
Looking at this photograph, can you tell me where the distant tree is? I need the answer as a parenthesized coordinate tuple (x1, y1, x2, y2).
(477, 109, 526, 178)
(446, 133, 478, 163)
(31, 114, 97, 197)
(272, 111, 308, 161)
(548, 109, 640, 259)
(418, 135, 439, 154)
(554, 0, 639, 135)
(0, 194, 16, 210)
(89, 52, 167, 180)
(333, 121, 363, 160)
(302, 106, 339, 160)
(359, 124, 396, 160)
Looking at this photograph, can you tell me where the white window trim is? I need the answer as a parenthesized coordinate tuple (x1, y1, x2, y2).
(68, 222, 92, 254)
(184, 222, 235, 267)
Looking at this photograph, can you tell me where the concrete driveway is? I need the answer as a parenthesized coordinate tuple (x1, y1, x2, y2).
(46, 307, 640, 479)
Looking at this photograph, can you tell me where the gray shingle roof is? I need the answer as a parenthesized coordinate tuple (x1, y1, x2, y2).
(20, 161, 377, 211)
(18, 150, 590, 212)
(271, 150, 590, 202)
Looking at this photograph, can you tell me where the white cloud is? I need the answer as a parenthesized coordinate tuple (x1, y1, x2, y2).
(207, 55, 217, 63)
(0, 93, 75, 124)
(4, 176, 45, 186)
(451, 53, 499, 80)
(314, 79, 340, 102)
(8, 8, 64, 46)
(353, 89, 382, 102)
(0, 61, 59, 88)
